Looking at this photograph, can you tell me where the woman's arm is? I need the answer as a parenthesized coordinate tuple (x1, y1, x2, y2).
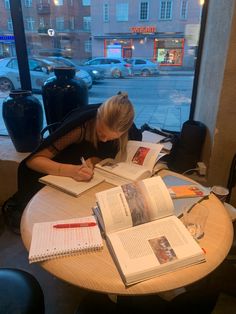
(26, 127, 94, 181)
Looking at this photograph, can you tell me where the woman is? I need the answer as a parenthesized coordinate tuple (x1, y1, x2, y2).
(3, 92, 142, 233)
(26, 92, 136, 181)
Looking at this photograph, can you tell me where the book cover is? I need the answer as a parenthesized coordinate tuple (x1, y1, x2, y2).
(168, 185, 208, 198)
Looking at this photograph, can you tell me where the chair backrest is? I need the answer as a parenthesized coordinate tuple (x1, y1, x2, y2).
(226, 153, 236, 203)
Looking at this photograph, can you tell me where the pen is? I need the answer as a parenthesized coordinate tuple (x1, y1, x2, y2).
(80, 156, 88, 168)
(53, 222, 97, 229)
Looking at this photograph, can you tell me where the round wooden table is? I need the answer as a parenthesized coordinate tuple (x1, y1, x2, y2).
(21, 171, 234, 295)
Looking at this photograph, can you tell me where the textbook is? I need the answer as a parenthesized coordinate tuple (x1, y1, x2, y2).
(168, 184, 209, 199)
(94, 176, 205, 286)
(94, 140, 165, 186)
(29, 216, 103, 263)
(39, 173, 104, 197)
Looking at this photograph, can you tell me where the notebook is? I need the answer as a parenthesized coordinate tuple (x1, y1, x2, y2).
(39, 174, 104, 197)
(29, 216, 103, 263)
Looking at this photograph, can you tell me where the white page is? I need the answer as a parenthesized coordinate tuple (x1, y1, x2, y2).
(107, 215, 205, 285)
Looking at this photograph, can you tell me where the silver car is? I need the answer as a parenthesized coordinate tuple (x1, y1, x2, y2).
(0, 57, 92, 93)
(84, 57, 132, 79)
(124, 58, 159, 76)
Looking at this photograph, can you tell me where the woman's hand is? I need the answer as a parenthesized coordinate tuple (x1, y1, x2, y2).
(71, 164, 94, 181)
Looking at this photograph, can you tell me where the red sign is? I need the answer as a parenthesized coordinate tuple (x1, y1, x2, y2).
(130, 26, 156, 33)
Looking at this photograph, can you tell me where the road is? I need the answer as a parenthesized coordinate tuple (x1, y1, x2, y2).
(0, 75, 194, 135)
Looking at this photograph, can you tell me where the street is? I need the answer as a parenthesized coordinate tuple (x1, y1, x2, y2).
(0, 74, 194, 135)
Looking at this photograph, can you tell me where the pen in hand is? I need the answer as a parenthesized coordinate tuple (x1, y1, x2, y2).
(53, 222, 97, 229)
(80, 157, 88, 168)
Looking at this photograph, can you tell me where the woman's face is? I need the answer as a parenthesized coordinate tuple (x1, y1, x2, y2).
(96, 119, 123, 142)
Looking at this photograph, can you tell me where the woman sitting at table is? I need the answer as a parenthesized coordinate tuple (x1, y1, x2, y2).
(3, 92, 142, 233)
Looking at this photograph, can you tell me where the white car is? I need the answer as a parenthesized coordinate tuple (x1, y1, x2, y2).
(0, 57, 92, 93)
(84, 57, 132, 78)
(124, 58, 159, 76)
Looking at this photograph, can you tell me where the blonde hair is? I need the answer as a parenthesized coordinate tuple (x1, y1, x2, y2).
(95, 92, 134, 158)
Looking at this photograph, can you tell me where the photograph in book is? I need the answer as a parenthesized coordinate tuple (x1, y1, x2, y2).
(95, 176, 206, 286)
(94, 140, 164, 185)
(95, 176, 174, 234)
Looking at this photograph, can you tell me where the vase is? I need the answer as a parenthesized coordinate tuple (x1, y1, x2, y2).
(42, 67, 88, 132)
(2, 90, 43, 152)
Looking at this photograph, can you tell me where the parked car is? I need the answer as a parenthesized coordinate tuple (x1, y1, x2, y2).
(45, 56, 104, 83)
(84, 57, 132, 78)
(0, 57, 92, 93)
(124, 58, 159, 76)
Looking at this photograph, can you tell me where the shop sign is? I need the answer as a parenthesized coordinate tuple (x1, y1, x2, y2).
(0, 35, 15, 41)
(130, 26, 156, 34)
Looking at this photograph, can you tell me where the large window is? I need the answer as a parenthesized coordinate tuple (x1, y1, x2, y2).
(0, 0, 206, 135)
(139, 2, 149, 21)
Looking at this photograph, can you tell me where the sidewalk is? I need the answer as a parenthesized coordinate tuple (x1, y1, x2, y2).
(159, 70, 194, 76)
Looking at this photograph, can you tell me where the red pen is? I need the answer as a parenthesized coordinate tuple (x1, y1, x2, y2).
(53, 222, 97, 229)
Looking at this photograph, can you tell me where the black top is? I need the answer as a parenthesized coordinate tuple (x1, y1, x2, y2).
(16, 104, 142, 211)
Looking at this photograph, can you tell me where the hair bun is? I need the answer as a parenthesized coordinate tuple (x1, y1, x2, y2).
(117, 91, 128, 98)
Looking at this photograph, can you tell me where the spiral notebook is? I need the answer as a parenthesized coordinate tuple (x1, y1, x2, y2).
(29, 216, 103, 263)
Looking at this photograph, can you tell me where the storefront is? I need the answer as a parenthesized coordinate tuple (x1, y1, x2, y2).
(93, 26, 188, 68)
(154, 38, 184, 66)
(0, 35, 16, 58)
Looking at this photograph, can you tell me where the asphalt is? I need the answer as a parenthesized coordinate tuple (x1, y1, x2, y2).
(0, 71, 194, 136)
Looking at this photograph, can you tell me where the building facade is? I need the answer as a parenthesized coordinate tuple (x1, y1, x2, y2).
(91, 0, 202, 69)
(0, 0, 92, 61)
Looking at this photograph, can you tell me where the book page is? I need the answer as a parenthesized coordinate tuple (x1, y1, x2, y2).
(95, 160, 151, 183)
(142, 130, 173, 151)
(125, 141, 163, 171)
(95, 141, 163, 184)
(95, 176, 174, 234)
(107, 215, 205, 285)
(39, 173, 104, 197)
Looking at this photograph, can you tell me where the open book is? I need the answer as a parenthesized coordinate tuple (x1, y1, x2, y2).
(95, 140, 165, 186)
(39, 173, 104, 197)
(29, 216, 103, 263)
(94, 176, 205, 286)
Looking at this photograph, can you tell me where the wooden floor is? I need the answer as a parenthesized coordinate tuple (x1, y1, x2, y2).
(1, 212, 236, 314)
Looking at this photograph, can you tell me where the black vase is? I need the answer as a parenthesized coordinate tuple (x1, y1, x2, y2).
(42, 67, 88, 132)
(2, 90, 43, 152)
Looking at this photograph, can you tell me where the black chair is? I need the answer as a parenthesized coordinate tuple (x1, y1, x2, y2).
(0, 268, 45, 314)
(226, 153, 236, 203)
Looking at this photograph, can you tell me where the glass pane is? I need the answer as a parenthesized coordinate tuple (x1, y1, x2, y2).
(0, 0, 204, 135)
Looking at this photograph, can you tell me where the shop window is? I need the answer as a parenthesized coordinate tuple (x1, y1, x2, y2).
(155, 39, 184, 66)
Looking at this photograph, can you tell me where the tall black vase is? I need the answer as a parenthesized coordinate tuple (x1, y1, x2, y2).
(42, 67, 88, 132)
(2, 90, 43, 152)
